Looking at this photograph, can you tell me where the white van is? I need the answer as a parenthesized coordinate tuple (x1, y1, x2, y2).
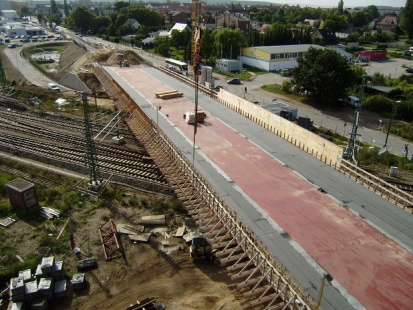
(409, 46, 413, 52)
(343, 96, 360, 108)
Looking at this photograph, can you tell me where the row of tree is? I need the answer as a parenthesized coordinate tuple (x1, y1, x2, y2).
(247, 4, 380, 32)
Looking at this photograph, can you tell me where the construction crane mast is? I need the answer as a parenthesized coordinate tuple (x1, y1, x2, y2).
(190, 0, 202, 164)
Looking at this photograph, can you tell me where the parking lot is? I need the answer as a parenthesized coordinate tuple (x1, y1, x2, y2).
(363, 57, 413, 78)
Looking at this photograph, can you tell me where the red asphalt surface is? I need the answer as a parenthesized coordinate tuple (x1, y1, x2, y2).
(113, 67, 413, 309)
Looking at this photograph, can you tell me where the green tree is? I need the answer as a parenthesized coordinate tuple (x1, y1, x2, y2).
(36, 13, 43, 25)
(364, 5, 380, 20)
(291, 47, 355, 105)
(114, 1, 129, 11)
(154, 38, 170, 57)
(338, 0, 344, 14)
(65, 6, 95, 33)
(170, 29, 185, 52)
(351, 11, 368, 28)
(114, 13, 128, 28)
(63, 0, 69, 17)
(213, 28, 246, 60)
(19, 6, 30, 18)
(323, 13, 347, 32)
(200, 28, 215, 64)
(371, 72, 387, 85)
(400, 0, 413, 39)
(91, 16, 111, 34)
(48, 13, 61, 27)
(126, 6, 163, 27)
(248, 28, 261, 47)
(50, 0, 58, 15)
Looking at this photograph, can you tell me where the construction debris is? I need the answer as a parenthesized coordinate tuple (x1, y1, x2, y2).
(175, 225, 186, 237)
(128, 233, 151, 242)
(39, 207, 60, 220)
(125, 297, 160, 310)
(139, 214, 166, 225)
(99, 218, 124, 261)
(0, 217, 16, 227)
(116, 224, 144, 235)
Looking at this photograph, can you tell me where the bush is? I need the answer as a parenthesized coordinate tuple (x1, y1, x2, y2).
(362, 95, 393, 114)
(395, 100, 413, 122)
(0, 201, 13, 217)
(0, 254, 39, 285)
(281, 80, 292, 92)
(357, 146, 413, 170)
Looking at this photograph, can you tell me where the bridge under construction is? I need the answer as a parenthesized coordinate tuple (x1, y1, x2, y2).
(94, 63, 413, 310)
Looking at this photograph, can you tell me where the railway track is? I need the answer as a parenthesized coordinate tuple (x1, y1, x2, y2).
(0, 108, 139, 142)
(0, 108, 173, 194)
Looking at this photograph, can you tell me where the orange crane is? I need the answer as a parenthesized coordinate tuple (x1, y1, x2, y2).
(191, 0, 202, 164)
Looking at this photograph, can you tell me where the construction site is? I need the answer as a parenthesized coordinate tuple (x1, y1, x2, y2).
(1, 1, 413, 309)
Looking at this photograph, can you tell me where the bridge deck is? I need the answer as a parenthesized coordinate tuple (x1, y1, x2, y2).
(110, 66, 413, 309)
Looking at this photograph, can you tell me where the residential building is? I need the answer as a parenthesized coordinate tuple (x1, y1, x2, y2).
(124, 19, 141, 30)
(376, 15, 397, 31)
(311, 28, 337, 45)
(215, 12, 251, 36)
(165, 11, 191, 26)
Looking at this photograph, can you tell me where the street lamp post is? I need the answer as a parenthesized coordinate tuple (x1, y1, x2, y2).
(383, 100, 401, 148)
(316, 273, 333, 310)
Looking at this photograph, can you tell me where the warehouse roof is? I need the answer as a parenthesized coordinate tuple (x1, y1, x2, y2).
(247, 44, 324, 54)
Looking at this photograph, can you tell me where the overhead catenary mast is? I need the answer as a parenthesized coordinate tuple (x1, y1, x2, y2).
(82, 94, 102, 190)
(344, 76, 367, 163)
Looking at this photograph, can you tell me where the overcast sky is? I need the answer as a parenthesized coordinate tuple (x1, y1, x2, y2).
(278, 0, 406, 8)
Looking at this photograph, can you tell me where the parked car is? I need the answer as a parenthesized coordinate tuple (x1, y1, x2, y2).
(20, 38, 30, 42)
(227, 78, 241, 85)
(280, 68, 292, 76)
(342, 95, 361, 108)
(7, 44, 16, 48)
(47, 83, 60, 91)
(405, 67, 413, 74)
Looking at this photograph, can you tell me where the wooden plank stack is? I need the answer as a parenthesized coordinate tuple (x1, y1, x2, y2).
(155, 90, 183, 99)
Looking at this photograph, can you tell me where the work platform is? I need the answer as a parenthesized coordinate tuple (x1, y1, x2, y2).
(102, 65, 413, 310)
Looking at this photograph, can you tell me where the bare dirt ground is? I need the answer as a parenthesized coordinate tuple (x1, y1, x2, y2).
(0, 44, 251, 310)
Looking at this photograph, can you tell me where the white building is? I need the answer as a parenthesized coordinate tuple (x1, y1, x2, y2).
(1, 10, 17, 19)
(241, 45, 324, 72)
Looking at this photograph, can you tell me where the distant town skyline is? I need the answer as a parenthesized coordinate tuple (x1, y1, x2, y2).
(271, 0, 406, 8)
